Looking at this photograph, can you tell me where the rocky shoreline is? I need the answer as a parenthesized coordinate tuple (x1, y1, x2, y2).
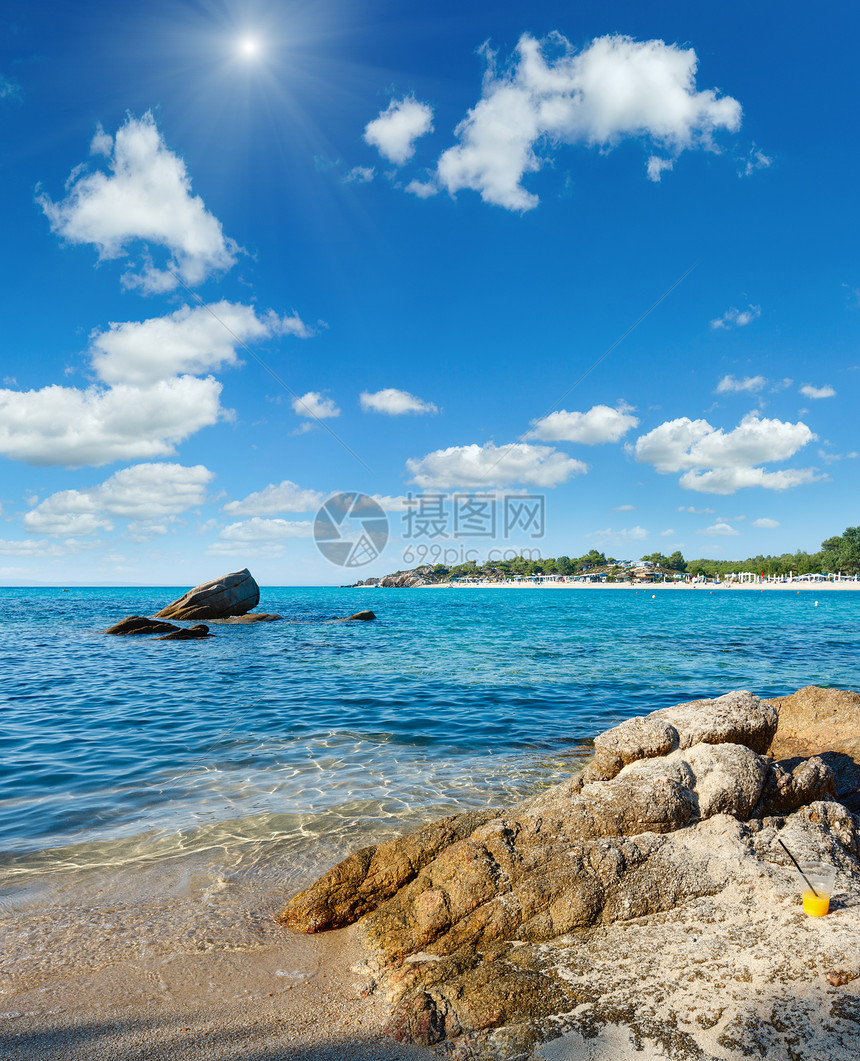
(281, 686, 860, 1060)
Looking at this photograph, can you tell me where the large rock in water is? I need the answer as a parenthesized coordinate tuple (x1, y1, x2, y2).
(105, 616, 181, 636)
(155, 568, 260, 621)
(279, 689, 860, 1060)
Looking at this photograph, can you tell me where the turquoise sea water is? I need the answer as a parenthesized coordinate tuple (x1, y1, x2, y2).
(2, 585, 860, 920)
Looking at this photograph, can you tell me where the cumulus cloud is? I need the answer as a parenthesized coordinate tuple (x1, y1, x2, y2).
(752, 517, 780, 528)
(364, 97, 434, 165)
(23, 463, 213, 537)
(370, 494, 411, 512)
(91, 302, 311, 386)
(292, 391, 340, 419)
(529, 404, 638, 444)
(38, 112, 239, 293)
(800, 384, 836, 399)
(217, 517, 314, 541)
(0, 376, 224, 467)
(405, 179, 438, 199)
(646, 156, 674, 182)
(716, 374, 766, 394)
(698, 522, 740, 536)
(343, 166, 375, 183)
(0, 538, 95, 557)
(587, 525, 649, 546)
(432, 33, 740, 211)
(223, 480, 324, 516)
(711, 305, 761, 329)
(360, 388, 438, 415)
(407, 441, 586, 488)
(633, 412, 820, 494)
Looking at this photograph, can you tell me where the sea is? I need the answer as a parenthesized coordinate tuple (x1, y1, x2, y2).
(3, 584, 860, 987)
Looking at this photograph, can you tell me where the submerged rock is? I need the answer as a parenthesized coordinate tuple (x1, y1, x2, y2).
(155, 624, 211, 640)
(280, 688, 860, 1059)
(205, 613, 282, 623)
(155, 568, 260, 621)
(105, 616, 181, 636)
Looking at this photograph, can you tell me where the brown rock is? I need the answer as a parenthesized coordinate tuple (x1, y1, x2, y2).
(155, 624, 211, 640)
(752, 754, 837, 817)
(105, 615, 181, 636)
(341, 610, 376, 621)
(279, 691, 857, 1058)
(278, 810, 497, 933)
(155, 568, 260, 621)
(582, 690, 778, 783)
(767, 686, 860, 807)
(205, 614, 282, 623)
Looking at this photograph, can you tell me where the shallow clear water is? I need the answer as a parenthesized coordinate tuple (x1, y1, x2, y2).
(2, 585, 859, 916)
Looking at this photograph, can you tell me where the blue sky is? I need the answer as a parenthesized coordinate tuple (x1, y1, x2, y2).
(1, 0, 858, 585)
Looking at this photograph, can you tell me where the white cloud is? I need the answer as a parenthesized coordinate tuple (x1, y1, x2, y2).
(741, 147, 772, 176)
(0, 74, 21, 101)
(633, 412, 820, 494)
(800, 384, 836, 399)
(752, 517, 780, 528)
(587, 525, 649, 546)
(38, 112, 239, 293)
(677, 505, 715, 514)
(698, 522, 740, 536)
(292, 391, 340, 419)
(405, 179, 438, 199)
(360, 388, 438, 416)
(681, 467, 821, 493)
(370, 494, 411, 512)
(0, 538, 95, 557)
(364, 97, 434, 165)
(716, 374, 766, 394)
(613, 504, 636, 511)
(407, 441, 586, 488)
(711, 305, 761, 330)
(0, 376, 224, 467)
(659, 528, 675, 537)
(217, 518, 314, 542)
(529, 404, 638, 444)
(343, 166, 375, 183)
(818, 449, 858, 464)
(91, 302, 310, 386)
(223, 480, 324, 516)
(646, 156, 674, 182)
(23, 463, 213, 537)
(433, 33, 741, 211)
(22, 510, 113, 538)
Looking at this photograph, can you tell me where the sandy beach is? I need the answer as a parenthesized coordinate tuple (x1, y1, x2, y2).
(2, 904, 432, 1061)
(416, 580, 860, 591)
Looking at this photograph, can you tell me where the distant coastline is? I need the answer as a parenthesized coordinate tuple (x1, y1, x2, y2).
(411, 579, 860, 591)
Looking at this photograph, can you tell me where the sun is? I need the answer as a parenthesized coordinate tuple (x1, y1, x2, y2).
(239, 37, 260, 59)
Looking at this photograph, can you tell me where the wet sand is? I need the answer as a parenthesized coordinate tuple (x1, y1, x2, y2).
(2, 918, 431, 1061)
(0, 854, 432, 1061)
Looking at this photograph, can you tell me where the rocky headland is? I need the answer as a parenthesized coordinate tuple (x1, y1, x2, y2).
(281, 687, 860, 1060)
